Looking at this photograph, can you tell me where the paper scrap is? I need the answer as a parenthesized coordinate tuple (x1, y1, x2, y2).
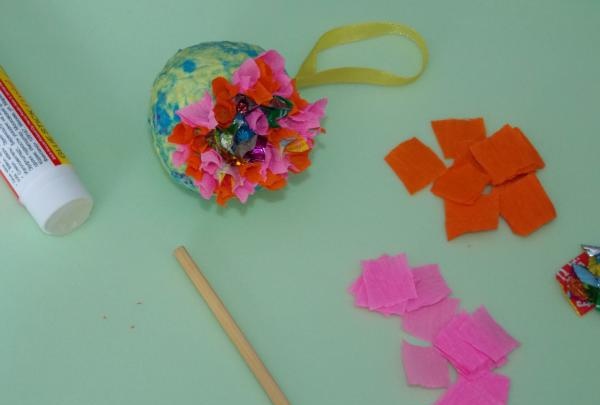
(404, 264, 452, 312)
(348, 254, 417, 314)
(431, 118, 487, 159)
(348, 274, 370, 309)
(401, 297, 461, 341)
(435, 372, 511, 405)
(401, 340, 450, 388)
(385, 137, 446, 194)
(433, 312, 496, 378)
(457, 306, 520, 363)
(362, 254, 417, 310)
(444, 192, 500, 241)
(431, 160, 490, 204)
(498, 173, 556, 236)
(347, 252, 520, 405)
(470, 125, 544, 185)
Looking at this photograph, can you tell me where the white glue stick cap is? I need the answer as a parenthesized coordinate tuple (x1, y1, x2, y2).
(19, 164, 93, 235)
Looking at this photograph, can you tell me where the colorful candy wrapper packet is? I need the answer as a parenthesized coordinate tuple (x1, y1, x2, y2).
(555, 245, 600, 316)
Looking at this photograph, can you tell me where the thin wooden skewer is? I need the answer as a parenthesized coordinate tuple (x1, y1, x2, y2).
(173, 246, 291, 405)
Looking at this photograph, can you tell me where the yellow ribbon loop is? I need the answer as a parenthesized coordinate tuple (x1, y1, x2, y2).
(295, 21, 429, 89)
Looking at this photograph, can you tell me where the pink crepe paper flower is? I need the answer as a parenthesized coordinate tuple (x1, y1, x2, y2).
(265, 146, 290, 175)
(172, 144, 191, 168)
(200, 149, 223, 175)
(232, 58, 260, 92)
(194, 174, 218, 200)
(279, 98, 328, 139)
(175, 92, 217, 129)
(231, 171, 257, 203)
(258, 50, 293, 97)
(245, 109, 269, 135)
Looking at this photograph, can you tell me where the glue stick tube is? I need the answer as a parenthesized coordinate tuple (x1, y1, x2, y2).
(0, 66, 92, 235)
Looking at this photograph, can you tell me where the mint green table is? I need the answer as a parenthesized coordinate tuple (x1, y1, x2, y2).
(1, 1, 599, 404)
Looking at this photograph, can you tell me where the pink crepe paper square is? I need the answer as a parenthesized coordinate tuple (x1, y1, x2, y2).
(401, 341, 450, 388)
(433, 312, 495, 378)
(476, 372, 511, 404)
(401, 297, 461, 342)
(375, 301, 408, 316)
(458, 306, 520, 363)
(362, 254, 417, 310)
(435, 372, 511, 405)
(348, 275, 369, 308)
(404, 264, 452, 312)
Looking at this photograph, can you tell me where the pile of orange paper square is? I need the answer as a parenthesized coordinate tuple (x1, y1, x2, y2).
(385, 118, 556, 240)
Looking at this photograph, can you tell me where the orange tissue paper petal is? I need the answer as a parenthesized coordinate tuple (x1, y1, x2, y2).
(268, 127, 298, 148)
(385, 137, 446, 195)
(431, 160, 490, 204)
(214, 99, 236, 128)
(444, 192, 500, 241)
(498, 173, 556, 236)
(246, 82, 273, 106)
(255, 59, 280, 93)
(185, 164, 204, 182)
(288, 151, 311, 173)
(191, 135, 209, 153)
(239, 163, 265, 183)
(470, 125, 545, 185)
(216, 175, 235, 206)
(431, 118, 487, 159)
(168, 122, 194, 145)
(260, 170, 287, 190)
(212, 76, 238, 100)
(288, 80, 309, 114)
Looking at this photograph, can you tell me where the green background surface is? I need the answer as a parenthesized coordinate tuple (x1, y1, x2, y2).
(1, 1, 599, 404)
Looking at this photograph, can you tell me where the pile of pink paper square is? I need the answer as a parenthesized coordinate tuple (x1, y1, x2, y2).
(348, 253, 519, 405)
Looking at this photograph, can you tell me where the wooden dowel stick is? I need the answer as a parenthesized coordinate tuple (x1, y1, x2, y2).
(173, 246, 291, 405)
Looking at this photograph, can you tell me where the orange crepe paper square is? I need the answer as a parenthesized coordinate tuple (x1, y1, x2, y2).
(385, 137, 446, 195)
(498, 173, 556, 236)
(445, 192, 500, 241)
(470, 125, 545, 185)
(431, 118, 487, 159)
(432, 160, 490, 204)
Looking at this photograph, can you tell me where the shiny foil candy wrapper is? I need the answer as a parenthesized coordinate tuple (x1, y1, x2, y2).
(556, 245, 600, 316)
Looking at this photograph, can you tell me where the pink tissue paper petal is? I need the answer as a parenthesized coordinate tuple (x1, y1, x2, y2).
(433, 312, 496, 379)
(279, 99, 328, 139)
(231, 173, 256, 204)
(259, 50, 286, 73)
(259, 50, 293, 98)
(458, 306, 520, 363)
(200, 150, 223, 176)
(404, 264, 452, 312)
(194, 174, 217, 200)
(362, 254, 417, 310)
(401, 340, 450, 388)
(175, 92, 217, 129)
(401, 297, 461, 342)
(435, 372, 510, 405)
(232, 58, 260, 92)
(246, 108, 269, 135)
(172, 144, 191, 167)
(267, 146, 290, 175)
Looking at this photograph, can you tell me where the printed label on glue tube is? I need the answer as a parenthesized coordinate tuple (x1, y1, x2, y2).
(0, 67, 68, 197)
